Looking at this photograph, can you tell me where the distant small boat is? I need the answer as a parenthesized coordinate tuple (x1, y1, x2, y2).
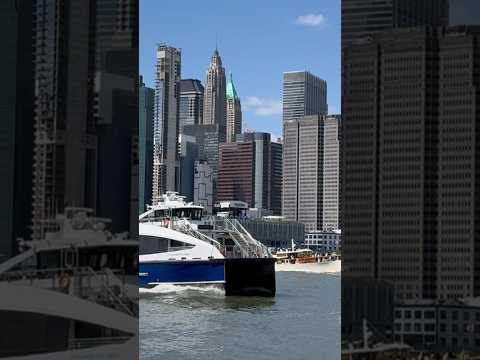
(272, 248, 317, 264)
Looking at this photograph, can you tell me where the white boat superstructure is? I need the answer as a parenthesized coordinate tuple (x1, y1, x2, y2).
(0, 207, 138, 359)
(139, 192, 270, 287)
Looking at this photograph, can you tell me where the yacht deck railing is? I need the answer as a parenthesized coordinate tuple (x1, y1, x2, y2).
(0, 267, 136, 316)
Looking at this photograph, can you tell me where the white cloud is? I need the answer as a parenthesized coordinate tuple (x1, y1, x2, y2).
(295, 13, 327, 27)
(243, 96, 282, 117)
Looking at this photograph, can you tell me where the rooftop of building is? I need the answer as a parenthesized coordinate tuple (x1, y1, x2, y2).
(226, 72, 239, 99)
(180, 79, 204, 93)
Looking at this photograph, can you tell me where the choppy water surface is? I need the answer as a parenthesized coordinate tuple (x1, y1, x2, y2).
(140, 269, 340, 360)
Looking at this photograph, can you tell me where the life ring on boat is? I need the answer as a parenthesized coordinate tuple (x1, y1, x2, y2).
(58, 272, 71, 291)
(256, 247, 260, 257)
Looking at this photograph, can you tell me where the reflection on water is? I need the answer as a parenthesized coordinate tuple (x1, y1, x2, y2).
(140, 272, 340, 360)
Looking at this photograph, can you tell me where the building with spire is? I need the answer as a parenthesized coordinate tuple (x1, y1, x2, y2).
(203, 48, 227, 142)
(226, 73, 242, 143)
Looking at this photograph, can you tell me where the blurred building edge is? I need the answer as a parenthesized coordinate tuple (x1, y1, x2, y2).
(342, 0, 480, 353)
(139, 77, 155, 214)
(0, 0, 35, 260)
(26, 0, 138, 241)
(341, 277, 395, 343)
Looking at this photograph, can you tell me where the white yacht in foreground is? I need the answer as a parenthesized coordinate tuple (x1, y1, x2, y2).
(0, 208, 138, 359)
(139, 192, 271, 289)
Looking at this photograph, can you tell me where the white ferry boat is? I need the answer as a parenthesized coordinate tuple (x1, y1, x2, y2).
(139, 192, 270, 288)
(0, 207, 138, 359)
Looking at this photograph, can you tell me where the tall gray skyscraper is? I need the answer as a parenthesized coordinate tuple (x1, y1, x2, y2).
(179, 79, 203, 134)
(152, 45, 181, 203)
(283, 115, 324, 232)
(203, 49, 227, 142)
(323, 115, 341, 231)
(282, 71, 327, 123)
(226, 73, 242, 143)
(270, 141, 283, 216)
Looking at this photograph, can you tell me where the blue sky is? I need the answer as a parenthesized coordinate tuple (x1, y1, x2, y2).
(140, 0, 340, 139)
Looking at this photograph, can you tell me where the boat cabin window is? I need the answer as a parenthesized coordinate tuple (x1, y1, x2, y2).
(140, 235, 193, 255)
(152, 209, 166, 219)
(171, 207, 203, 220)
(34, 247, 137, 275)
(37, 251, 60, 269)
(78, 247, 137, 275)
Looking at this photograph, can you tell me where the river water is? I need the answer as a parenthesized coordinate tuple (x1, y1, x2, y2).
(140, 264, 340, 360)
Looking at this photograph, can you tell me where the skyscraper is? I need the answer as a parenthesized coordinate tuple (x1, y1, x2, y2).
(139, 76, 154, 213)
(203, 49, 227, 142)
(341, 0, 449, 47)
(183, 123, 221, 205)
(152, 44, 181, 203)
(183, 124, 220, 181)
(226, 73, 242, 143)
(282, 71, 327, 123)
(270, 141, 283, 216)
(342, 26, 480, 302)
(236, 132, 271, 210)
(179, 79, 204, 134)
(323, 116, 341, 231)
(218, 141, 256, 206)
(32, 0, 98, 239)
(178, 134, 199, 202)
(283, 115, 324, 232)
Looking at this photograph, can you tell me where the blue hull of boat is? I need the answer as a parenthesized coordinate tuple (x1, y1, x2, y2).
(139, 260, 225, 287)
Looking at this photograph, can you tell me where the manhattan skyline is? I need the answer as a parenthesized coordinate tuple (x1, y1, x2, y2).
(140, 0, 340, 139)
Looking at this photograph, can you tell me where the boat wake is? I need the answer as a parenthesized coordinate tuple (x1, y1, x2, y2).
(139, 283, 225, 297)
(275, 260, 341, 275)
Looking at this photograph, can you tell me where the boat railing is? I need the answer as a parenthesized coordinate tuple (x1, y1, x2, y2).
(173, 218, 222, 248)
(222, 218, 270, 258)
(228, 218, 270, 258)
(139, 214, 270, 259)
(0, 267, 136, 316)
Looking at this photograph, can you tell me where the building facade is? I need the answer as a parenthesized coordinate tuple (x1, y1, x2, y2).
(139, 77, 154, 213)
(178, 134, 198, 202)
(152, 45, 181, 202)
(342, 27, 480, 302)
(217, 141, 256, 207)
(194, 160, 214, 214)
(179, 79, 203, 134)
(322, 115, 341, 230)
(304, 231, 341, 253)
(283, 115, 324, 232)
(240, 218, 305, 249)
(183, 123, 221, 201)
(203, 49, 226, 142)
(270, 141, 283, 215)
(226, 73, 242, 143)
(236, 132, 271, 210)
(282, 71, 327, 123)
(341, 0, 449, 47)
(394, 302, 480, 352)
